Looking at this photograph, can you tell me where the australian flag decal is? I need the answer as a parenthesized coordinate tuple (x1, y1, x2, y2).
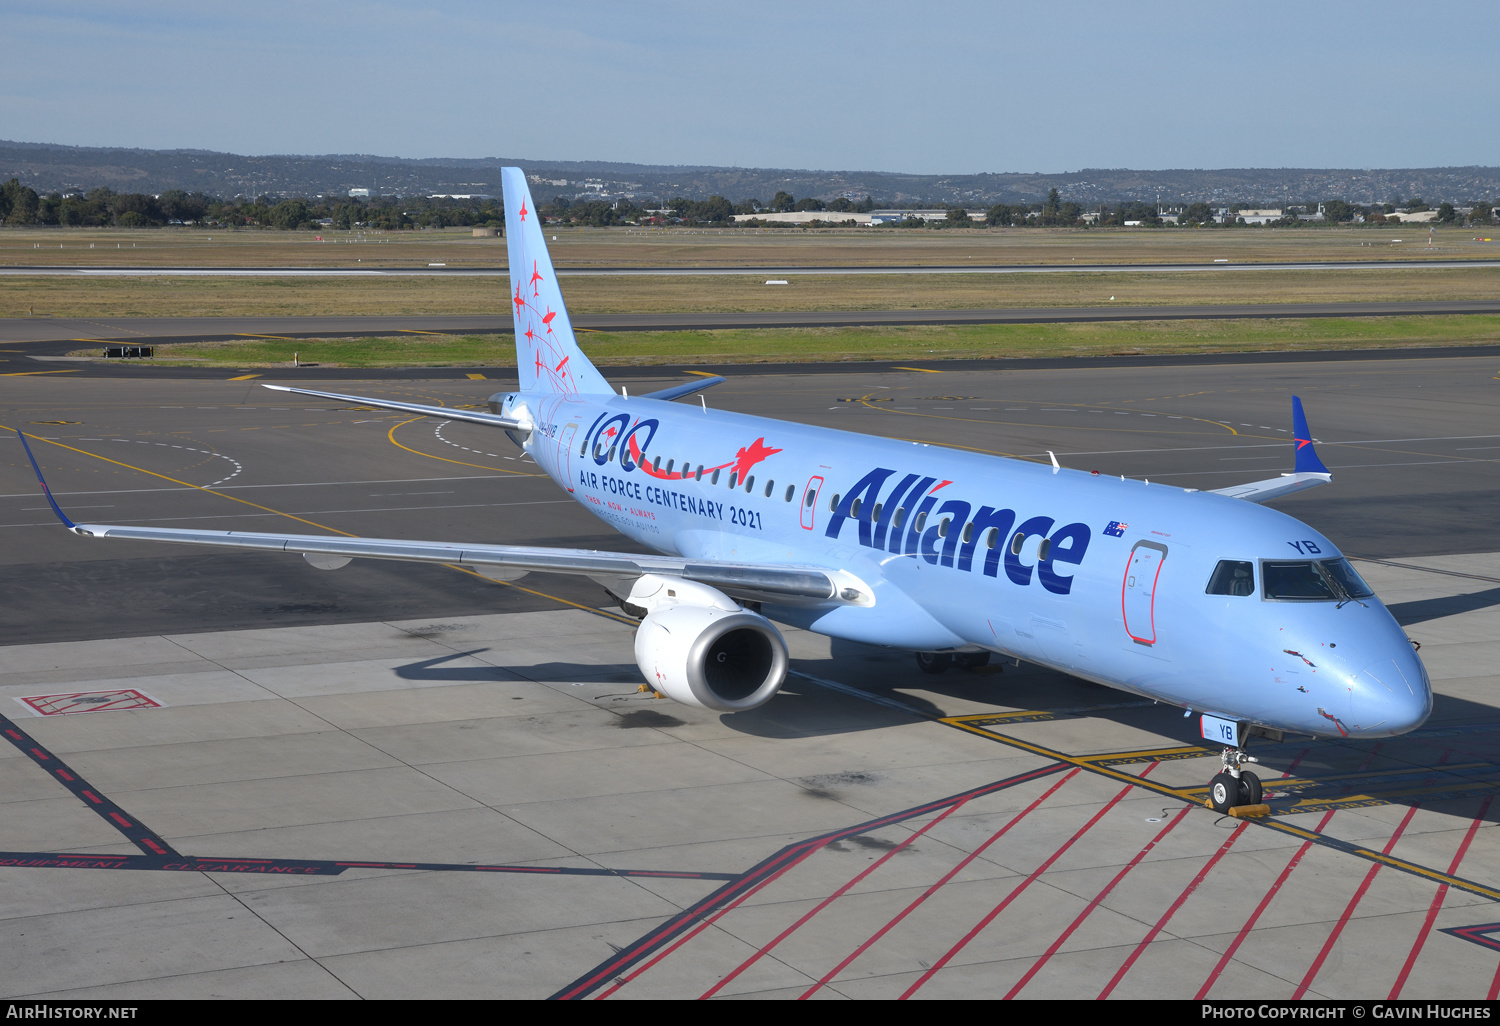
(1104, 521, 1128, 538)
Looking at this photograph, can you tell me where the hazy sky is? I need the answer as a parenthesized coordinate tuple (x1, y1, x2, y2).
(4, 1, 1494, 173)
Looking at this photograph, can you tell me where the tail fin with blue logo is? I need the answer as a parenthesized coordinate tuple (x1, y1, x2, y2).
(502, 167, 614, 395)
(1209, 395, 1333, 503)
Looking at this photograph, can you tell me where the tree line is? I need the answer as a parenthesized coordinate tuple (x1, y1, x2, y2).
(3, 177, 1494, 231)
(0, 179, 505, 230)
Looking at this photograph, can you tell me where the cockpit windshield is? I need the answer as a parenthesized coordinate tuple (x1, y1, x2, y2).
(1321, 557, 1375, 599)
(1262, 557, 1375, 602)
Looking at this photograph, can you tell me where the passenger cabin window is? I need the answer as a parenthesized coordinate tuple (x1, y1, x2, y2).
(1206, 560, 1255, 597)
(712, 468, 721, 485)
(785, 484, 795, 502)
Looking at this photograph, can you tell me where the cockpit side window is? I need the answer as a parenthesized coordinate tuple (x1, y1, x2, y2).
(1206, 560, 1255, 597)
(1262, 561, 1337, 600)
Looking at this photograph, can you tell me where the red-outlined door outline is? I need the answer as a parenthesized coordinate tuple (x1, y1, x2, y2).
(559, 423, 578, 492)
(1122, 540, 1168, 645)
(801, 475, 824, 530)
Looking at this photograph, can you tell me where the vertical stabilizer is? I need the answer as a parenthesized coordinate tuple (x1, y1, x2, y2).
(1291, 396, 1330, 474)
(502, 168, 613, 395)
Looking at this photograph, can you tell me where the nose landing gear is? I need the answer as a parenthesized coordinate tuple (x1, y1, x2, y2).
(1208, 747, 1263, 814)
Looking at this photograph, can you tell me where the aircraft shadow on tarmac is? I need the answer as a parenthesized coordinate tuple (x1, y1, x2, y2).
(395, 648, 642, 685)
(390, 604, 1500, 828)
(1388, 587, 1500, 626)
(720, 636, 1500, 828)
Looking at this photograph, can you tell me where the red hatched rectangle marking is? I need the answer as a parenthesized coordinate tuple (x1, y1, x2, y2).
(15, 689, 162, 716)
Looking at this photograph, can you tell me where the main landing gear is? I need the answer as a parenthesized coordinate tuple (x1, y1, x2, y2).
(1208, 747, 1263, 813)
(915, 651, 993, 675)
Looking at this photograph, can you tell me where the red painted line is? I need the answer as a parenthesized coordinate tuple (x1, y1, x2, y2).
(142, 839, 167, 855)
(29, 748, 49, 760)
(81, 790, 103, 804)
(1008, 800, 1193, 999)
(109, 812, 133, 827)
(1196, 808, 1337, 1000)
(479, 866, 562, 873)
(1490, 960, 1500, 1002)
(1293, 802, 1421, 999)
(701, 792, 974, 999)
(334, 862, 392, 867)
(898, 766, 1153, 999)
(5, 729, 21, 740)
(799, 768, 1081, 1000)
(596, 834, 837, 999)
(571, 763, 1071, 1002)
(55, 769, 73, 781)
(1098, 820, 1250, 999)
(1390, 796, 1493, 998)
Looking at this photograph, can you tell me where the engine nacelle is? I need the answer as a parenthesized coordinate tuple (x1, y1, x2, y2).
(630, 577, 788, 713)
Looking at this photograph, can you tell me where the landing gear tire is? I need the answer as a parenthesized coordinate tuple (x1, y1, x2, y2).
(1209, 772, 1239, 814)
(1238, 771, 1263, 806)
(915, 652, 953, 675)
(955, 651, 992, 670)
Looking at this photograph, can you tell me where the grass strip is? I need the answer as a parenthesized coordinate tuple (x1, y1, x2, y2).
(86, 315, 1500, 368)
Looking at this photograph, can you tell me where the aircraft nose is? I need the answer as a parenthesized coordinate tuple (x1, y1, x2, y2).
(1352, 643, 1432, 736)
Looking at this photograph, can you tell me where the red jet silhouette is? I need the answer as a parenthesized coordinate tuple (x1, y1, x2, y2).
(731, 437, 783, 479)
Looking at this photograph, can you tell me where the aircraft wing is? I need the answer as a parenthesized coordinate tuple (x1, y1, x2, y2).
(259, 384, 531, 434)
(60, 521, 855, 604)
(1210, 396, 1332, 504)
(15, 422, 852, 606)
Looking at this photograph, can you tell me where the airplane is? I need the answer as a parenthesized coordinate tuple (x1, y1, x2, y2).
(16, 167, 1432, 814)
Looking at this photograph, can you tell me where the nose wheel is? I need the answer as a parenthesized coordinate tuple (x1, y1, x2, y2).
(1208, 747, 1262, 814)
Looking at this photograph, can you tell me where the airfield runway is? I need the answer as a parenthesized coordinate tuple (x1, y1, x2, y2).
(1, 352, 1499, 998)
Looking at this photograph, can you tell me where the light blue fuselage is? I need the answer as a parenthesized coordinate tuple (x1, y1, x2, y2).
(503, 389, 1433, 741)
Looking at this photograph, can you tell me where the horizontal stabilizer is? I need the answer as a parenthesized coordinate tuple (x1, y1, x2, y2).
(260, 384, 530, 434)
(639, 376, 726, 402)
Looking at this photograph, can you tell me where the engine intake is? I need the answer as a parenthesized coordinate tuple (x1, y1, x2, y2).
(634, 603, 788, 712)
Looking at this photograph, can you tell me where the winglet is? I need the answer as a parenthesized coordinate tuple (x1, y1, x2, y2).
(1291, 396, 1329, 475)
(14, 430, 78, 531)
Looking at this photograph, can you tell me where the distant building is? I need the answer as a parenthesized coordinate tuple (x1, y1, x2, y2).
(867, 209, 986, 225)
(429, 193, 493, 200)
(1385, 209, 1439, 223)
(1235, 208, 1283, 225)
(733, 211, 874, 225)
(347, 188, 371, 198)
